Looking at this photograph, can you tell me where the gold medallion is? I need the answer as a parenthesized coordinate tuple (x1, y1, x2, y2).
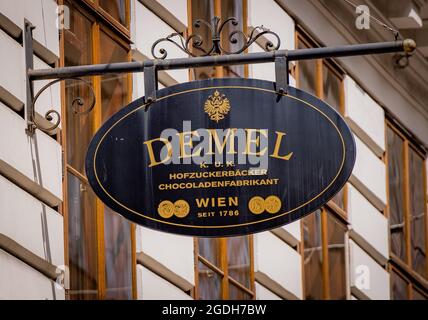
(265, 195, 282, 214)
(204, 90, 231, 122)
(249, 196, 265, 214)
(174, 200, 190, 218)
(157, 200, 175, 219)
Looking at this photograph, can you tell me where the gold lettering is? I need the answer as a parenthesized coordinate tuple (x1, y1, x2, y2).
(270, 131, 293, 160)
(244, 129, 268, 156)
(176, 131, 200, 159)
(206, 128, 237, 155)
(144, 138, 172, 167)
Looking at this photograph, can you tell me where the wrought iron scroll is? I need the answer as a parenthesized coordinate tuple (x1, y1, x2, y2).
(27, 78, 96, 135)
(151, 16, 280, 59)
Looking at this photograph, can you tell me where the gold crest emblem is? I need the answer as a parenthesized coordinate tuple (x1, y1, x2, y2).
(204, 90, 231, 122)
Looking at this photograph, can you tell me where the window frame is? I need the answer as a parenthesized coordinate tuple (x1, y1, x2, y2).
(295, 28, 350, 300)
(385, 118, 428, 290)
(59, 0, 136, 300)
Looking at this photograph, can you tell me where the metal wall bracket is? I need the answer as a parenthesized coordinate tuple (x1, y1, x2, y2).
(24, 23, 96, 136)
(24, 20, 36, 136)
(275, 53, 289, 95)
(144, 64, 158, 104)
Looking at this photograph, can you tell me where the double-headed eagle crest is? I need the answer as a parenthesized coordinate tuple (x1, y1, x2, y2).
(204, 90, 231, 122)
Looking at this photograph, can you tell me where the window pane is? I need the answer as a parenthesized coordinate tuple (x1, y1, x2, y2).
(65, 9, 94, 174)
(221, 0, 245, 77)
(191, 0, 216, 79)
(198, 238, 221, 268)
(297, 39, 317, 96)
(387, 127, 407, 262)
(100, 31, 129, 122)
(99, 30, 132, 299)
(99, 0, 127, 27)
(227, 236, 250, 288)
(104, 208, 133, 299)
(198, 262, 222, 299)
(391, 270, 408, 300)
(326, 212, 347, 300)
(67, 173, 98, 299)
(409, 148, 427, 279)
(322, 64, 341, 113)
(303, 210, 324, 299)
(229, 283, 252, 300)
(412, 288, 427, 300)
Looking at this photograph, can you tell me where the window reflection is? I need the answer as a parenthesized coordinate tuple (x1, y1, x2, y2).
(409, 148, 427, 279)
(387, 127, 407, 262)
(326, 212, 347, 300)
(227, 236, 250, 288)
(391, 269, 408, 300)
(67, 173, 98, 300)
(303, 210, 323, 300)
(198, 262, 222, 300)
(65, 9, 94, 174)
(99, 0, 127, 27)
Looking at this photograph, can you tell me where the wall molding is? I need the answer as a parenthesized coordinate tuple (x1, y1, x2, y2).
(255, 271, 299, 300)
(138, 0, 186, 34)
(0, 233, 58, 281)
(136, 251, 193, 295)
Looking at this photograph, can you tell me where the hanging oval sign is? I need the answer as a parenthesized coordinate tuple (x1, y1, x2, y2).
(85, 78, 355, 237)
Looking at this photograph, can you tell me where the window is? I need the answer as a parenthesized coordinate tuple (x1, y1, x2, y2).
(296, 30, 348, 300)
(84, 0, 130, 31)
(302, 209, 347, 300)
(197, 237, 254, 299)
(391, 267, 428, 300)
(190, 0, 254, 300)
(295, 32, 346, 214)
(62, 0, 134, 300)
(386, 120, 428, 285)
(189, 0, 247, 80)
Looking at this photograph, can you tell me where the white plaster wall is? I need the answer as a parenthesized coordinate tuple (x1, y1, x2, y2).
(255, 232, 302, 299)
(0, 0, 59, 56)
(255, 283, 282, 300)
(344, 76, 385, 156)
(156, 0, 188, 26)
(248, 0, 295, 51)
(137, 265, 193, 300)
(0, 103, 62, 204)
(136, 226, 195, 285)
(347, 184, 389, 259)
(0, 175, 64, 267)
(349, 240, 390, 300)
(351, 135, 387, 210)
(133, 2, 188, 83)
(0, 250, 65, 300)
(0, 29, 25, 103)
(282, 221, 301, 242)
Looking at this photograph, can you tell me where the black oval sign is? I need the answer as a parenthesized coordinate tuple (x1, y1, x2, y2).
(85, 78, 355, 237)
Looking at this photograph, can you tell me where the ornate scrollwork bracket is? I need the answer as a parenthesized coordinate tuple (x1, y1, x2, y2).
(26, 77, 96, 135)
(151, 16, 281, 59)
(24, 21, 96, 136)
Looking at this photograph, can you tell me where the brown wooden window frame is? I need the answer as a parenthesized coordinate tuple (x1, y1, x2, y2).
(386, 118, 428, 291)
(59, 0, 136, 300)
(295, 28, 349, 300)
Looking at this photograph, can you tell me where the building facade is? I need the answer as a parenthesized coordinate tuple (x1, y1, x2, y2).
(0, 0, 427, 300)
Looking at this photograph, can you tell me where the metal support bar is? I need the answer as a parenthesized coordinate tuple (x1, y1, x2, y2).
(28, 39, 416, 81)
(24, 20, 35, 136)
(274, 54, 289, 95)
(144, 65, 158, 104)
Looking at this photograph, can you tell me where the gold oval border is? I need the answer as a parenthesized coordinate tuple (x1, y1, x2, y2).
(93, 85, 346, 229)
